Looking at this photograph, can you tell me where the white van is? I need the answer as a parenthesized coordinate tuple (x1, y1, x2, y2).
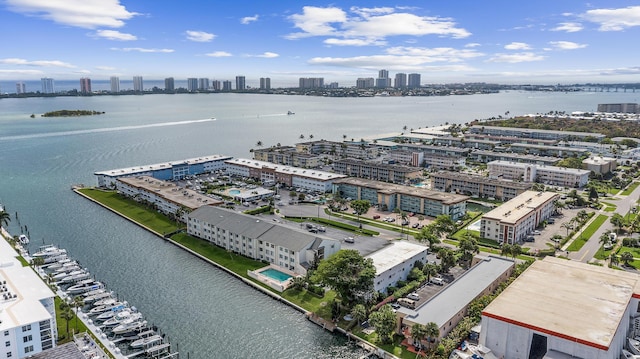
(430, 277, 444, 286)
(398, 298, 417, 309)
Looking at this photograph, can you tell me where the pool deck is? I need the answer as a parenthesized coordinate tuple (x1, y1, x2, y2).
(248, 264, 297, 292)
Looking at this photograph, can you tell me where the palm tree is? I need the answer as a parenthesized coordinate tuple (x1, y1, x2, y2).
(621, 252, 634, 266)
(73, 296, 84, 331)
(290, 276, 306, 291)
(255, 140, 263, 148)
(410, 323, 428, 350)
(424, 322, 440, 350)
(351, 304, 367, 326)
(609, 253, 619, 267)
(59, 301, 74, 336)
(0, 210, 10, 228)
(309, 134, 314, 140)
(299, 134, 305, 140)
(561, 222, 573, 237)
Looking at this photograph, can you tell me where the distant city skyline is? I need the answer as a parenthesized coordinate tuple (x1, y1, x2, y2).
(1, 1, 640, 85)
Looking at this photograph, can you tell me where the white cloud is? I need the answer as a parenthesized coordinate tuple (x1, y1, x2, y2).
(504, 42, 531, 50)
(256, 52, 279, 58)
(582, 6, 640, 31)
(205, 51, 232, 57)
(549, 41, 587, 50)
(185, 30, 215, 42)
(241, 14, 259, 24)
(6, 0, 138, 29)
(551, 22, 583, 32)
(286, 6, 470, 43)
(94, 30, 137, 41)
(324, 38, 386, 46)
(465, 43, 481, 48)
(0, 58, 76, 68)
(487, 52, 545, 63)
(111, 48, 174, 53)
(308, 46, 483, 70)
(95, 66, 116, 71)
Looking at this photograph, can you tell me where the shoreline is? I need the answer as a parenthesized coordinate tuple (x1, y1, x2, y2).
(71, 186, 384, 355)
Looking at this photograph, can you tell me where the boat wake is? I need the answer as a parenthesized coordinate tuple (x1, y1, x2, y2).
(0, 118, 216, 141)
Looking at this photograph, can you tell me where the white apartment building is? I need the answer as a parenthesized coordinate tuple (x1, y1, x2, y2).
(116, 176, 223, 222)
(224, 158, 346, 193)
(0, 237, 56, 358)
(187, 206, 341, 275)
(367, 241, 429, 294)
(487, 160, 590, 188)
(480, 191, 558, 244)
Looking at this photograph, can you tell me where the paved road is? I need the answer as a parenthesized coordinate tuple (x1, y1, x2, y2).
(566, 182, 640, 263)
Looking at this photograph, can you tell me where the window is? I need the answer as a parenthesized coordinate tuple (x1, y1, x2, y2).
(21, 325, 31, 332)
(2, 332, 7, 337)
(24, 345, 34, 353)
(7, 352, 12, 358)
(23, 335, 32, 343)
(4, 341, 9, 347)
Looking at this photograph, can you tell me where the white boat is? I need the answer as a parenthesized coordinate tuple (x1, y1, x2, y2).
(145, 343, 170, 356)
(93, 297, 117, 307)
(83, 291, 112, 304)
(89, 301, 127, 316)
(84, 287, 107, 297)
(629, 337, 640, 355)
(32, 245, 67, 258)
(95, 306, 128, 321)
(102, 311, 142, 327)
(112, 319, 147, 335)
(67, 281, 103, 295)
(623, 349, 640, 359)
(44, 257, 72, 270)
(58, 270, 90, 283)
(18, 234, 29, 244)
(53, 268, 84, 281)
(130, 334, 162, 349)
(287, 111, 295, 115)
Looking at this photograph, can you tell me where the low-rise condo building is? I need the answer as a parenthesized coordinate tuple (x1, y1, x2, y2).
(467, 125, 605, 142)
(225, 158, 346, 192)
(481, 257, 640, 359)
(430, 171, 533, 201)
(252, 146, 323, 168)
(367, 241, 429, 294)
(116, 176, 223, 221)
(397, 256, 514, 340)
(333, 159, 422, 184)
(0, 238, 56, 358)
(582, 156, 617, 175)
(468, 150, 560, 165)
(332, 177, 469, 220)
(487, 160, 590, 188)
(95, 154, 232, 188)
(187, 206, 340, 275)
(480, 190, 558, 244)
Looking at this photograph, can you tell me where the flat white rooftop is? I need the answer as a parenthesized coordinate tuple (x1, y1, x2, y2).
(118, 176, 223, 210)
(225, 158, 346, 181)
(367, 241, 429, 274)
(95, 154, 232, 176)
(489, 160, 591, 175)
(483, 257, 640, 350)
(0, 235, 54, 331)
(482, 190, 558, 224)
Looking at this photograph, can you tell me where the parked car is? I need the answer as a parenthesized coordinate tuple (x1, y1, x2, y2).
(373, 215, 381, 219)
(547, 218, 555, 224)
(533, 230, 541, 235)
(344, 237, 354, 243)
(411, 223, 420, 228)
(429, 277, 444, 286)
(524, 235, 535, 242)
(407, 292, 420, 301)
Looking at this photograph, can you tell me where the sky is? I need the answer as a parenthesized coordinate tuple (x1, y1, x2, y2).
(2, 0, 640, 86)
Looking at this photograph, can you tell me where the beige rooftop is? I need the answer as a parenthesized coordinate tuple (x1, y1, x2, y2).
(483, 257, 640, 350)
(482, 190, 558, 225)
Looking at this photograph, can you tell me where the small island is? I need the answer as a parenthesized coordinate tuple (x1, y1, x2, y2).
(41, 109, 105, 117)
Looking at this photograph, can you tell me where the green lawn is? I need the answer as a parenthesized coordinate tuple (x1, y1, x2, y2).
(622, 182, 640, 196)
(567, 214, 608, 252)
(78, 188, 179, 235)
(281, 288, 336, 315)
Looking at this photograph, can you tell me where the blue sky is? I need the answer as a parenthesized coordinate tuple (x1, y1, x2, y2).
(2, 0, 640, 86)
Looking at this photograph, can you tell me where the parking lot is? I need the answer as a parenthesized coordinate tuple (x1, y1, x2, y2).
(395, 264, 467, 309)
(520, 207, 582, 251)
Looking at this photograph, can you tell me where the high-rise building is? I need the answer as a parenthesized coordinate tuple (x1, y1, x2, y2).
(80, 77, 92, 94)
(187, 78, 198, 92)
(356, 78, 375, 89)
(408, 73, 421, 88)
(198, 78, 210, 91)
(260, 77, 271, 90)
(327, 82, 339, 89)
(394, 73, 407, 89)
(164, 77, 174, 92)
(41, 77, 55, 94)
(211, 80, 221, 91)
(235, 76, 246, 90)
(376, 69, 390, 88)
(16, 82, 26, 94)
(222, 80, 232, 91)
(299, 77, 324, 89)
(133, 76, 143, 92)
(110, 76, 120, 93)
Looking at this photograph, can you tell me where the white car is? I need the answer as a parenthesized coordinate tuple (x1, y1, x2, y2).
(533, 230, 541, 235)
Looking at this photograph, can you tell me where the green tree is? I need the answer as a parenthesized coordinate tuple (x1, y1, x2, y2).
(312, 250, 376, 304)
(350, 200, 371, 224)
(437, 247, 456, 273)
(561, 222, 573, 237)
(351, 304, 367, 325)
(610, 213, 625, 234)
(422, 262, 439, 282)
(59, 301, 74, 336)
(458, 238, 479, 263)
(425, 322, 440, 349)
(290, 276, 306, 291)
(0, 210, 10, 228)
(609, 253, 619, 267)
(621, 251, 634, 266)
(415, 226, 441, 249)
(369, 304, 397, 344)
(411, 323, 428, 350)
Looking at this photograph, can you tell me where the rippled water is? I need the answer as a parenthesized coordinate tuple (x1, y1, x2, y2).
(1, 91, 638, 358)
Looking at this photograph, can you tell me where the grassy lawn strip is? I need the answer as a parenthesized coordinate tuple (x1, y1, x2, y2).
(566, 214, 608, 252)
(281, 288, 336, 315)
(78, 188, 179, 235)
(622, 181, 640, 196)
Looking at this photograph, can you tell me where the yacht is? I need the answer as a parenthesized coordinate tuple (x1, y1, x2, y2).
(287, 111, 295, 115)
(18, 234, 29, 245)
(102, 311, 142, 327)
(58, 270, 90, 284)
(32, 245, 67, 258)
(623, 349, 640, 359)
(130, 334, 162, 349)
(112, 319, 148, 335)
(45, 258, 73, 270)
(145, 343, 171, 356)
(95, 305, 128, 321)
(93, 297, 118, 307)
(53, 269, 84, 281)
(629, 337, 640, 355)
(67, 280, 103, 295)
(83, 291, 113, 305)
(449, 341, 497, 359)
(89, 301, 127, 316)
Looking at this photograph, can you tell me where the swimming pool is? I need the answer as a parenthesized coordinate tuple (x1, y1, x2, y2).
(260, 268, 293, 282)
(229, 189, 241, 195)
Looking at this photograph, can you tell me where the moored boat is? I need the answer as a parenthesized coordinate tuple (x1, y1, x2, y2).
(89, 301, 127, 316)
(83, 290, 112, 304)
(102, 311, 142, 327)
(130, 334, 162, 349)
(32, 244, 67, 258)
(145, 343, 170, 356)
(18, 234, 29, 244)
(629, 337, 640, 355)
(112, 319, 148, 335)
(67, 280, 103, 294)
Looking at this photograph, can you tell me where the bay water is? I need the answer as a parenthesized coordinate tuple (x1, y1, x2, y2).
(0, 91, 638, 358)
